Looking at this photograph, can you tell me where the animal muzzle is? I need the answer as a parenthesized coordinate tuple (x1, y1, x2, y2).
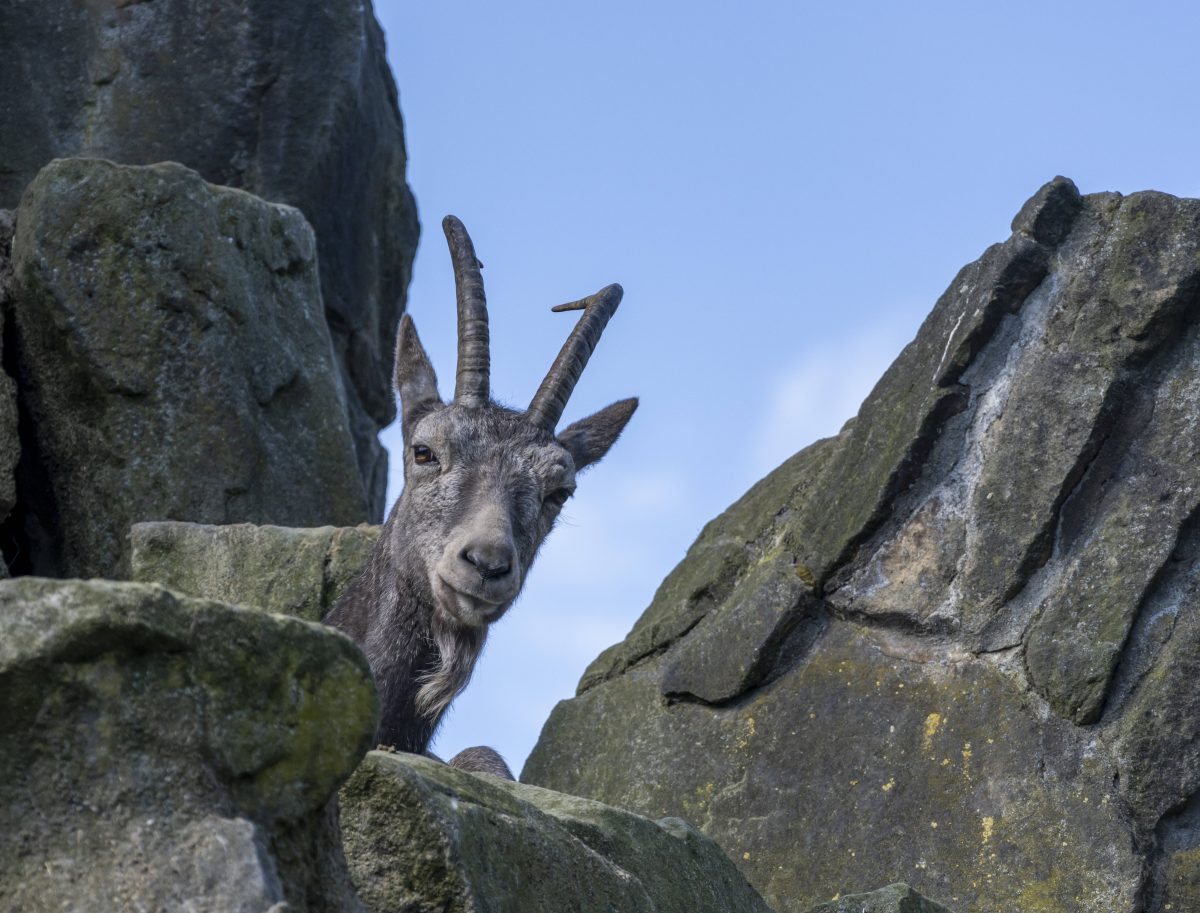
(434, 532, 523, 627)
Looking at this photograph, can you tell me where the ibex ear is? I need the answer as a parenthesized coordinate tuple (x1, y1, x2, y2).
(394, 315, 442, 438)
(556, 397, 638, 472)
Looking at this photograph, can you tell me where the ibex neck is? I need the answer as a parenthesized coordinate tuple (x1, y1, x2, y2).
(323, 508, 485, 754)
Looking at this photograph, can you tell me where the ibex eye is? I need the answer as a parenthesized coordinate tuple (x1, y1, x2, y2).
(413, 445, 437, 465)
(546, 487, 573, 508)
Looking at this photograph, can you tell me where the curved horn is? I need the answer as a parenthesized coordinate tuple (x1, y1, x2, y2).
(526, 283, 623, 432)
(443, 215, 490, 406)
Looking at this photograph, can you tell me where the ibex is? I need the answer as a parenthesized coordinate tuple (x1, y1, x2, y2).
(324, 216, 636, 778)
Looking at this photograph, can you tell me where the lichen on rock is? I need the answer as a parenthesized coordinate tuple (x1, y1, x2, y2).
(525, 177, 1200, 913)
(338, 750, 775, 913)
(0, 577, 378, 912)
(0, 0, 418, 515)
(6, 158, 369, 579)
(130, 520, 381, 621)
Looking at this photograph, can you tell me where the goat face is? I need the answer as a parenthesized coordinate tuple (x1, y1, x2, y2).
(399, 405, 571, 627)
(390, 216, 637, 632)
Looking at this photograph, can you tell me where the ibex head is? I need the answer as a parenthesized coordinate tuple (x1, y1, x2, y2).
(392, 216, 637, 634)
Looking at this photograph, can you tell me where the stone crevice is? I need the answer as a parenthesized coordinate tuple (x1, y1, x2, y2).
(1100, 500, 1200, 726)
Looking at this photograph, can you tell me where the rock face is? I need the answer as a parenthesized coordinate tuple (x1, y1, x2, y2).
(0, 0, 419, 515)
(526, 178, 1200, 913)
(0, 577, 377, 912)
(6, 159, 368, 579)
(130, 521, 381, 622)
(0, 210, 17, 573)
(803, 884, 954, 913)
(338, 750, 775, 913)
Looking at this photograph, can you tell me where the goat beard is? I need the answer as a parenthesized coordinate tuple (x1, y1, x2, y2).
(414, 610, 487, 724)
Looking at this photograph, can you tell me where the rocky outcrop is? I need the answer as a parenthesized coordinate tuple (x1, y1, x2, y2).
(0, 575, 776, 912)
(0, 577, 377, 912)
(339, 750, 775, 913)
(130, 520, 381, 621)
(526, 178, 1200, 913)
(6, 159, 368, 579)
(0, 0, 419, 515)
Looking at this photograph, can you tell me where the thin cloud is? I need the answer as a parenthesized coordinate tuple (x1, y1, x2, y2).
(752, 322, 915, 479)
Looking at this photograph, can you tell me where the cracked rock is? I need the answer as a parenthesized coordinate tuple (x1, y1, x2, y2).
(525, 178, 1200, 913)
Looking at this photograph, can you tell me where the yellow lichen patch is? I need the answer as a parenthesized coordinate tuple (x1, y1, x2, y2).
(981, 815, 995, 843)
(683, 781, 715, 820)
(922, 711, 943, 750)
(881, 778, 896, 792)
(737, 714, 758, 750)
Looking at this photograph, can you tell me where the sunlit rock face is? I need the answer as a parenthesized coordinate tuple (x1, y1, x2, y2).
(0, 0, 418, 516)
(526, 177, 1200, 913)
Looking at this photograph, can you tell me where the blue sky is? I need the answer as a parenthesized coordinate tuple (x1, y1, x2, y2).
(373, 1, 1200, 771)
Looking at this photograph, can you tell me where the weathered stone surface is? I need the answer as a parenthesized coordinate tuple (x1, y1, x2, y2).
(527, 178, 1200, 913)
(0, 577, 377, 912)
(339, 750, 774, 913)
(1158, 846, 1200, 913)
(0, 209, 17, 572)
(580, 432, 847, 693)
(7, 159, 368, 579)
(0, 0, 419, 515)
(131, 521, 381, 621)
(660, 559, 822, 705)
(804, 883, 955, 913)
(527, 620, 1140, 913)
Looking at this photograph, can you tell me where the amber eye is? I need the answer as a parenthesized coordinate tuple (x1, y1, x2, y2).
(545, 487, 573, 508)
(413, 445, 437, 465)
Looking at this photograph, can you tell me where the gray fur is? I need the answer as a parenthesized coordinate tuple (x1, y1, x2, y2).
(447, 746, 515, 779)
(323, 216, 637, 764)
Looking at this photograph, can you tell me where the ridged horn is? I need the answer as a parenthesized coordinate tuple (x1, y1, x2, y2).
(526, 283, 623, 432)
(443, 215, 490, 406)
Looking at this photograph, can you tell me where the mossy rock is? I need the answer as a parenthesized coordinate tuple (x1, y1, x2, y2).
(0, 577, 377, 911)
(0, 0, 418, 514)
(527, 178, 1200, 913)
(339, 750, 775, 913)
(7, 159, 369, 578)
(130, 520, 381, 621)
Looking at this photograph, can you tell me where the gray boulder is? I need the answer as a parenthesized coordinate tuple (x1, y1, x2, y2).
(338, 750, 775, 913)
(0, 0, 419, 515)
(6, 158, 368, 579)
(130, 520, 381, 621)
(0, 577, 378, 912)
(526, 178, 1200, 913)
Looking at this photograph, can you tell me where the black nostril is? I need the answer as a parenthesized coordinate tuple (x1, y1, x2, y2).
(462, 546, 513, 580)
